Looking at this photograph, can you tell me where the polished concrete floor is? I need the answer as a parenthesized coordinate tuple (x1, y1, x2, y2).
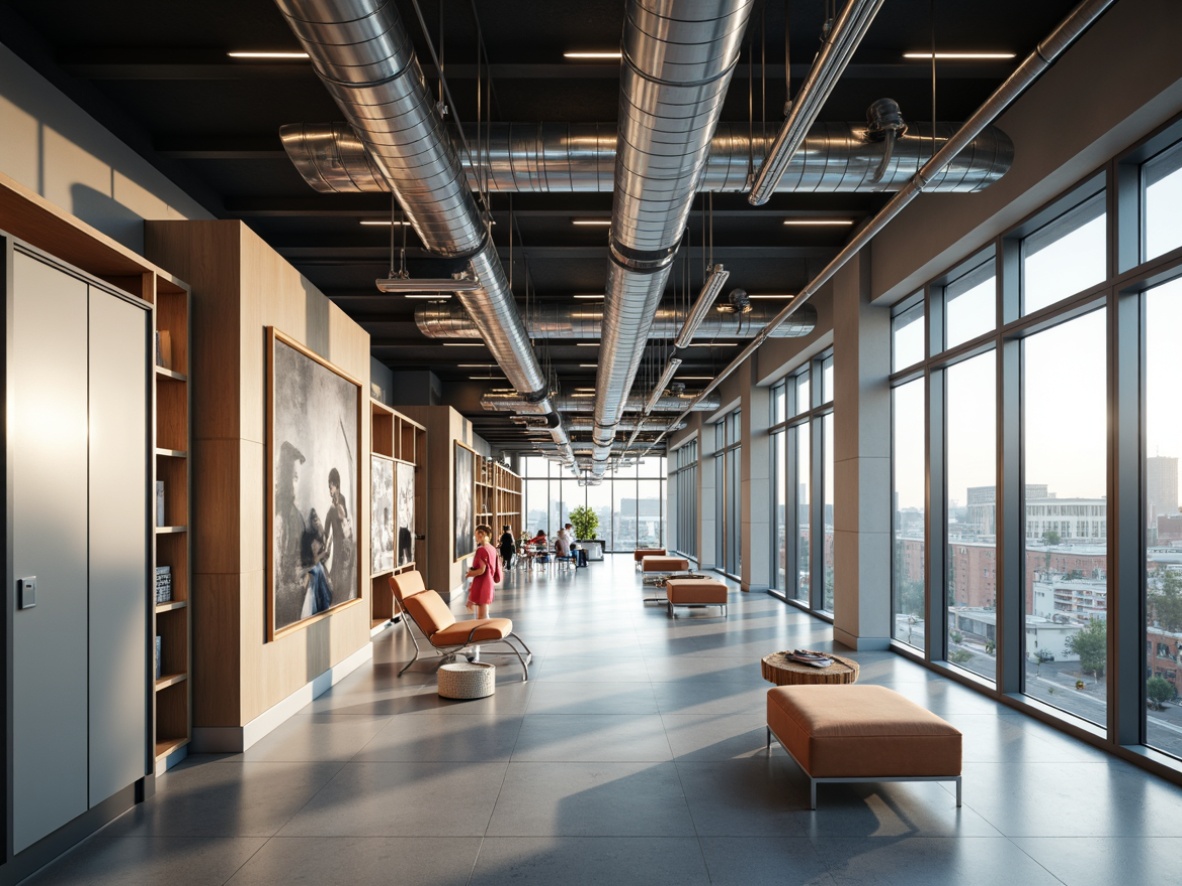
(25, 556, 1182, 885)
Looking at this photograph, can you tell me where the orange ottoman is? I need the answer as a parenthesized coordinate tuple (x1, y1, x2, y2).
(766, 684, 962, 809)
(634, 548, 666, 563)
(665, 578, 727, 618)
(641, 555, 689, 573)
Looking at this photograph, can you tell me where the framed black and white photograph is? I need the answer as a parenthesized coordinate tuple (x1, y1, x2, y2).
(454, 442, 475, 561)
(267, 327, 362, 640)
(371, 454, 394, 575)
(397, 459, 415, 567)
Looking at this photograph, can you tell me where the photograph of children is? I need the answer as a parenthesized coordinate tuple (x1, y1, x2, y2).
(269, 329, 361, 638)
(397, 459, 415, 567)
(371, 455, 394, 575)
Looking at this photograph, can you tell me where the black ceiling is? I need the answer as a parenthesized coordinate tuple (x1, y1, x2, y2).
(1, 0, 1082, 450)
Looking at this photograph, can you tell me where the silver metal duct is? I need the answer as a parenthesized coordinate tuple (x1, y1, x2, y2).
(282, 120, 1013, 194)
(415, 301, 815, 340)
(593, 0, 755, 474)
(272, 0, 572, 465)
(558, 417, 687, 433)
(482, 390, 720, 414)
(749, 0, 886, 204)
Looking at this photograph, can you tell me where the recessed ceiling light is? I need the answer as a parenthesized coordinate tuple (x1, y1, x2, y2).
(578, 363, 599, 368)
(359, 219, 411, 226)
(572, 219, 612, 226)
(573, 294, 604, 299)
(575, 342, 600, 347)
(903, 52, 1015, 60)
(227, 51, 309, 60)
(570, 392, 595, 398)
(783, 219, 854, 226)
(563, 51, 622, 60)
(403, 293, 452, 299)
(573, 387, 596, 392)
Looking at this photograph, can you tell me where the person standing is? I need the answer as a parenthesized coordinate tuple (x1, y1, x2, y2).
(499, 524, 516, 569)
(465, 524, 499, 619)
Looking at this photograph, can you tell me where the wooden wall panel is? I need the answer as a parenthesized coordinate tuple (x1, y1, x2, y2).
(190, 574, 242, 726)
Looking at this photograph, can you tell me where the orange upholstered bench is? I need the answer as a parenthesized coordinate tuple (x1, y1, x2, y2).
(634, 548, 666, 562)
(766, 684, 962, 809)
(665, 578, 727, 618)
(641, 555, 689, 573)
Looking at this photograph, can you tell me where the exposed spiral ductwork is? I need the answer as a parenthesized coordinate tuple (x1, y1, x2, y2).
(482, 390, 720, 414)
(272, 0, 573, 466)
(591, 0, 755, 476)
(414, 301, 816, 340)
(281, 120, 1013, 194)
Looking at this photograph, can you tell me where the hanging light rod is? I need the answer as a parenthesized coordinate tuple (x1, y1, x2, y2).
(643, 358, 684, 416)
(375, 273, 482, 293)
(227, 50, 309, 59)
(674, 264, 729, 349)
(903, 51, 1016, 60)
(564, 51, 622, 60)
(782, 219, 854, 226)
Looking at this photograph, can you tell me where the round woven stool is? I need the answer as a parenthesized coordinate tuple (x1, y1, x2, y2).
(438, 661, 496, 699)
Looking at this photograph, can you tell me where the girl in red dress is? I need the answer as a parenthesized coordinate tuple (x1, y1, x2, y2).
(465, 524, 499, 619)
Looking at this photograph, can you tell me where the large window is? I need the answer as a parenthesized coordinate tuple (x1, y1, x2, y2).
(519, 454, 666, 551)
(1143, 140, 1182, 262)
(715, 410, 741, 578)
(671, 439, 698, 559)
(1021, 192, 1106, 315)
(769, 354, 832, 609)
(892, 378, 925, 650)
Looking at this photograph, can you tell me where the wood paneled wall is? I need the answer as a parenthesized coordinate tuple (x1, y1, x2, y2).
(146, 220, 371, 728)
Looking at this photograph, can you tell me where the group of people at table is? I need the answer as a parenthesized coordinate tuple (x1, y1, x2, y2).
(498, 524, 588, 570)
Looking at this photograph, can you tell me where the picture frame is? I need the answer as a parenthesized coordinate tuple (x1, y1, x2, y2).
(454, 442, 475, 562)
(266, 327, 363, 640)
(370, 454, 394, 575)
(397, 459, 415, 567)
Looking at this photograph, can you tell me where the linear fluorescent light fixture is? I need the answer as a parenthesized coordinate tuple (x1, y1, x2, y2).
(573, 294, 604, 299)
(360, 219, 411, 226)
(227, 51, 309, 59)
(375, 273, 481, 294)
(457, 363, 494, 368)
(572, 219, 612, 226)
(578, 363, 599, 368)
(903, 51, 1015, 60)
(677, 376, 716, 381)
(442, 342, 483, 347)
(575, 342, 599, 347)
(403, 294, 452, 300)
(782, 219, 854, 226)
(643, 358, 683, 416)
(563, 51, 622, 60)
(674, 264, 729, 349)
(748, 294, 795, 299)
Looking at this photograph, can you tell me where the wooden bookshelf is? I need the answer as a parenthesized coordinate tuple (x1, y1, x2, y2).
(370, 401, 427, 627)
(153, 285, 191, 774)
(474, 456, 523, 540)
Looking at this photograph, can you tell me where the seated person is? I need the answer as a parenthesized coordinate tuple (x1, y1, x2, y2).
(554, 529, 572, 558)
(529, 529, 547, 546)
(565, 522, 588, 567)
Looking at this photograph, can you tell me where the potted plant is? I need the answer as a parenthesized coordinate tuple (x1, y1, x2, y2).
(568, 505, 599, 541)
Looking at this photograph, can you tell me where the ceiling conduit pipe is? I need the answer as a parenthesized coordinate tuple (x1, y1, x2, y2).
(271, 0, 574, 467)
(281, 120, 1014, 194)
(591, 0, 756, 477)
(639, 0, 1118, 461)
(414, 300, 816, 340)
(482, 390, 721, 414)
(748, 0, 886, 205)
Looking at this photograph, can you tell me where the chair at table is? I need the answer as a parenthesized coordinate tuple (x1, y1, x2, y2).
(389, 571, 532, 681)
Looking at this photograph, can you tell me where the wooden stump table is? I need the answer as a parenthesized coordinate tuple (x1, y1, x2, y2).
(760, 651, 860, 686)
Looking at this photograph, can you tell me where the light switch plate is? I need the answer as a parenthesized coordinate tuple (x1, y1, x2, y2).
(17, 576, 36, 609)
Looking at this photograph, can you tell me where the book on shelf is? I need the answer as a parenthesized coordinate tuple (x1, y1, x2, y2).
(156, 480, 165, 527)
(155, 565, 172, 603)
(155, 635, 163, 680)
(155, 330, 172, 369)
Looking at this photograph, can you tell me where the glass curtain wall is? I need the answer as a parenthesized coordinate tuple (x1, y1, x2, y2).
(769, 355, 832, 609)
(715, 411, 742, 578)
(671, 439, 698, 559)
(885, 121, 1182, 770)
(519, 454, 666, 551)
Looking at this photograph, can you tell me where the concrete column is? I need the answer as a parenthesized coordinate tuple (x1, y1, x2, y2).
(741, 364, 771, 592)
(832, 250, 893, 650)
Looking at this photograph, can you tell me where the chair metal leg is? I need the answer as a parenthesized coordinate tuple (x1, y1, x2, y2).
(810, 778, 817, 810)
(766, 726, 771, 750)
(956, 776, 962, 807)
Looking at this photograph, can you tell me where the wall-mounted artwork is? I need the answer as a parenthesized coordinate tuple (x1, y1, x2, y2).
(454, 442, 475, 561)
(397, 459, 415, 567)
(267, 328, 362, 640)
(371, 454, 394, 575)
